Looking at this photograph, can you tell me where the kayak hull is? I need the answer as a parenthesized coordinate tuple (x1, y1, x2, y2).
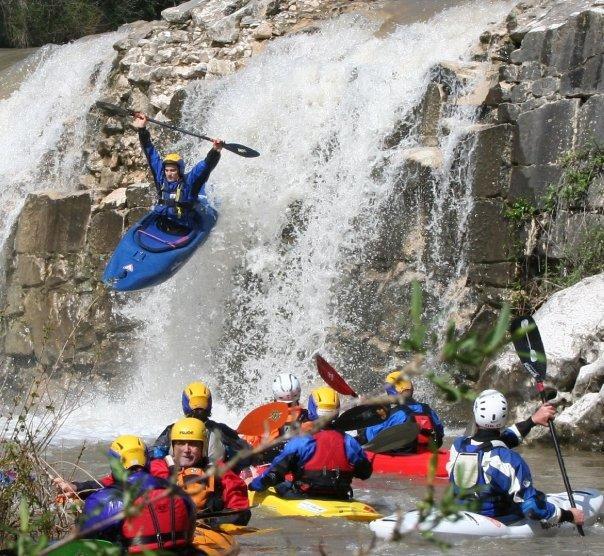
(102, 197, 217, 292)
(366, 448, 449, 477)
(370, 488, 603, 540)
(249, 488, 381, 522)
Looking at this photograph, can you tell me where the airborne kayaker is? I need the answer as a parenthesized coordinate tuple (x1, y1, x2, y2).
(151, 381, 251, 467)
(247, 386, 372, 500)
(79, 435, 196, 553)
(150, 417, 249, 553)
(242, 372, 311, 462)
(447, 389, 584, 527)
(357, 370, 444, 453)
(133, 112, 223, 232)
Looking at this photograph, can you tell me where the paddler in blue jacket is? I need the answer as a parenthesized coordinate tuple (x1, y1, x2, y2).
(357, 371, 444, 453)
(133, 112, 223, 231)
(447, 389, 584, 527)
(248, 387, 372, 500)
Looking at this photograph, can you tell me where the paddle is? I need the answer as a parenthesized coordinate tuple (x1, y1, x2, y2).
(315, 354, 358, 397)
(95, 101, 260, 158)
(362, 422, 419, 453)
(236, 402, 290, 436)
(510, 315, 584, 536)
(331, 403, 388, 431)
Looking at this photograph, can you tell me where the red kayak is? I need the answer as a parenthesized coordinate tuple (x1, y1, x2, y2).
(365, 449, 449, 477)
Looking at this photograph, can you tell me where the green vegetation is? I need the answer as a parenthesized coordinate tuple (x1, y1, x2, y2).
(503, 198, 537, 224)
(504, 145, 604, 313)
(0, 0, 179, 47)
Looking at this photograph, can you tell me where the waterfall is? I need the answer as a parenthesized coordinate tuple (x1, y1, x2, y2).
(0, 32, 123, 273)
(56, 1, 512, 441)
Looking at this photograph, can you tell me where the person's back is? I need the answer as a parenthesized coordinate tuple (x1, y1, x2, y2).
(359, 371, 444, 453)
(448, 390, 584, 527)
(248, 387, 372, 500)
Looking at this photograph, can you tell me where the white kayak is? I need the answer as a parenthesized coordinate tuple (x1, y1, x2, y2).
(370, 489, 603, 540)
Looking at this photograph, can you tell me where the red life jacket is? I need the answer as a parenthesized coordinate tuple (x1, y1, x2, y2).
(400, 404, 435, 447)
(299, 430, 354, 498)
(122, 488, 192, 553)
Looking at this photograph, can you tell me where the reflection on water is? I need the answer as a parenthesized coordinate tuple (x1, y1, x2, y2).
(45, 441, 604, 555)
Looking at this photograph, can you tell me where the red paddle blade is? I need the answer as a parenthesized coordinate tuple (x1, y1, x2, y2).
(315, 354, 358, 397)
(236, 402, 290, 436)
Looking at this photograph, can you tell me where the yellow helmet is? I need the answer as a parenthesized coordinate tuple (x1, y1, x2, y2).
(308, 386, 340, 420)
(182, 381, 212, 414)
(109, 435, 148, 470)
(163, 152, 182, 165)
(171, 417, 207, 443)
(385, 370, 413, 395)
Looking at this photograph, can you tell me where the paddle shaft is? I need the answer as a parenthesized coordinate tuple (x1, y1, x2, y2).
(95, 101, 259, 157)
(535, 382, 584, 535)
(511, 316, 584, 536)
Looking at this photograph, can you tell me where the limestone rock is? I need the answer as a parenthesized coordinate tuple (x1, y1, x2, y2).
(14, 191, 91, 255)
(87, 210, 125, 254)
(512, 99, 579, 165)
(470, 124, 513, 198)
(546, 212, 604, 259)
(587, 175, 604, 210)
(576, 94, 604, 150)
(467, 199, 519, 263)
(4, 321, 34, 357)
(126, 182, 154, 207)
(100, 188, 128, 209)
(253, 21, 274, 40)
(555, 390, 604, 449)
(508, 164, 562, 208)
(162, 0, 208, 23)
(573, 354, 604, 396)
(13, 256, 45, 287)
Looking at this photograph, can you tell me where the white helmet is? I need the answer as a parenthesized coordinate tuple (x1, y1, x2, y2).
(272, 373, 301, 404)
(473, 389, 508, 429)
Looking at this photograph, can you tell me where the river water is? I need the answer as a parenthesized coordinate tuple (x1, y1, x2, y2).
(46, 437, 604, 555)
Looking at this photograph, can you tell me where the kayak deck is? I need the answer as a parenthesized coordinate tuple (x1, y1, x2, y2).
(249, 488, 381, 522)
(366, 448, 449, 477)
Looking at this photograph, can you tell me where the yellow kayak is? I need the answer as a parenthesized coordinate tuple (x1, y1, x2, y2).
(249, 488, 381, 522)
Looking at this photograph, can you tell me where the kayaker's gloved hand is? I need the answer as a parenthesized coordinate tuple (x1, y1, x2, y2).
(248, 476, 266, 492)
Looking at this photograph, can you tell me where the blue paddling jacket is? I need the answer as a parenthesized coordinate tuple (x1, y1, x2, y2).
(361, 400, 444, 453)
(249, 429, 372, 499)
(138, 128, 220, 226)
(447, 422, 569, 525)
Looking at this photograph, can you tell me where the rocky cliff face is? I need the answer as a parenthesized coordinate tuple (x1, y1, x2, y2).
(0, 0, 602, 445)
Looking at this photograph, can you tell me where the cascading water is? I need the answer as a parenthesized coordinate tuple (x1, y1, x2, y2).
(59, 1, 513, 441)
(0, 33, 124, 276)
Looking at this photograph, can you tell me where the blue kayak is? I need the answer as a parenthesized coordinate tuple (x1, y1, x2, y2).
(102, 196, 217, 291)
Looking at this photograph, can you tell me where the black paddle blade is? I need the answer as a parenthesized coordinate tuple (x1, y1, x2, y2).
(332, 404, 387, 431)
(223, 142, 260, 158)
(510, 315, 547, 382)
(362, 422, 419, 453)
(95, 100, 132, 117)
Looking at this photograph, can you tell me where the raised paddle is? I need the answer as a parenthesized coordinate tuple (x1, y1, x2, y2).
(362, 422, 419, 453)
(236, 402, 290, 436)
(315, 354, 358, 397)
(95, 101, 260, 158)
(510, 315, 585, 536)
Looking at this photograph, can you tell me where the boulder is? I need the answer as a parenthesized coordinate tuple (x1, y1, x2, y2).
(482, 273, 604, 400)
(554, 389, 604, 449)
(573, 354, 604, 396)
(126, 182, 154, 208)
(14, 191, 91, 255)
